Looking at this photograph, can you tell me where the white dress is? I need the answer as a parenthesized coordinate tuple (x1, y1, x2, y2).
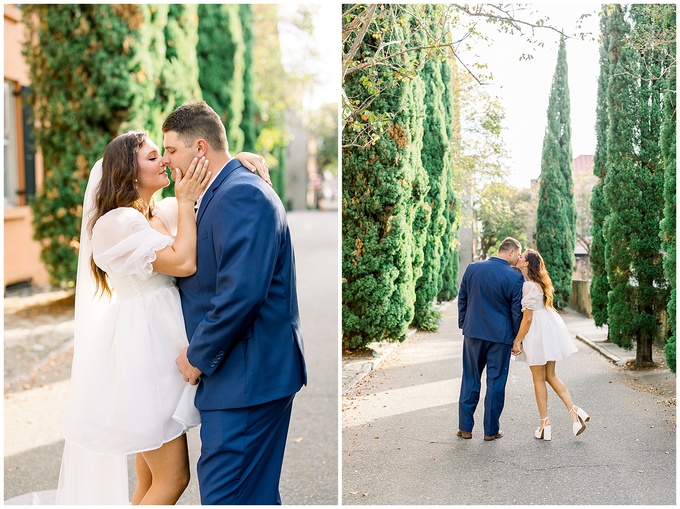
(56, 198, 198, 504)
(517, 281, 579, 366)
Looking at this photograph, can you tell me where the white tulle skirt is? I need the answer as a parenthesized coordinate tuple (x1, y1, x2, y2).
(56, 283, 200, 504)
(517, 307, 579, 365)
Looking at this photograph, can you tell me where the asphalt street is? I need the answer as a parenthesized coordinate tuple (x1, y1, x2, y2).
(342, 301, 676, 505)
(4, 209, 339, 505)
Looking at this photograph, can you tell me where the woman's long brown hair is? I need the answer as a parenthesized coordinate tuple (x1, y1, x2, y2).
(89, 131, 152, 297)
(524, 249, 555, 309)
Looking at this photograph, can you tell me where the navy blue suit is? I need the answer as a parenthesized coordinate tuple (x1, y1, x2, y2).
(457, 257, 523, 436)
(177, 158, 306, 504)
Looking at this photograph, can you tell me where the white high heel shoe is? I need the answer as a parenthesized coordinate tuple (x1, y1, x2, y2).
(570, 405, 590, 436)
(535, 417, 551, 441)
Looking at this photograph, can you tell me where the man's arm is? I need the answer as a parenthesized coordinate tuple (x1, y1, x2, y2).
(458, 270, 468, 329)
(510, 276, 524, 336)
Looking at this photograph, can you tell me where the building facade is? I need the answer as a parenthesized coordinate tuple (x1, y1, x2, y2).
(4, 4, 48, 287)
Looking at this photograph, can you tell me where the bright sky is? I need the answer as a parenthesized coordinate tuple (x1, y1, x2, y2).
(468, 3, 601, 189)
(277, 3, 340, 109)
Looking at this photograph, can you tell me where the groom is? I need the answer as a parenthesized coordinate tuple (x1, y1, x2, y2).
(457, 237, 523, 441)
(162, 101, 307, 504)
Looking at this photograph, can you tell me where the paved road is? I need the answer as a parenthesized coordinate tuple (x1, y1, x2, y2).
(342, 301, 676, 505)
(4, 209, 339, 505)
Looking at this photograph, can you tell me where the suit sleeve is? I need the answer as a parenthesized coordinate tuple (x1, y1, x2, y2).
(458, 270, 468, 329)
(510, 275, 524, 336)
(187, 181, 280, 376)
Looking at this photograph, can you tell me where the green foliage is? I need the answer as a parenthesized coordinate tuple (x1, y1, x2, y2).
(659, 7, 676, 372)
(437, 60, 460, 302)
(252, 5, 290, 202)
(23, 4, 150, 286)
(342, 4, 574, 148)
(271, 144, 287, 206)
(310, 103, 340, 176)
(412, 18, 451, 329)
(405, 74, 430, 331)
(602, 5, 669, 365)
(160, 4, 202, 198)
(342, 8, 428, 349)
(603, 5, 641, 350)
(198, 4, 245, 154)
(239, 4, 261, 152)
(342, 5, 460, 348)
(478, 183, 532, 259)
(590, 9, 613, 327)
(535, 38, 576, 308)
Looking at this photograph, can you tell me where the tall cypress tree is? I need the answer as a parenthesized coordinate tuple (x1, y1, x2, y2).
(629, 4, 670, 365)
(405, 73, 430, 331)
(603, 5, 667, 364)
(630, 4, 667, 364)
(660, 73, 676, 371)
(603, 5, 639, 351)
(160, 4, 202, 197)
(660, 7, 676, 373)
(197, 4, 246, 154)
(239, 4, 261, 152)
(661, 78, 676, 371)
(342, 5, 428, 348)
(161, 4, 201, 112)
(535, 38, 576, 308)
(413, 55, 448, 330)
(23, 5, 150, 285)
(590, 7, 613, 329)
(438, 59, 460, 302)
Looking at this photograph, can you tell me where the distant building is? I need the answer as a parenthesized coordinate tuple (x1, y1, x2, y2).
(4, 5, 49, 288)
(520, 155, 596, 279)
(572, 155, 596, 280)
(573, 154, 595, 178)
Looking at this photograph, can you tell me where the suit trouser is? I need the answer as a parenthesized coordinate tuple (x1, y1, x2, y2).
(197, 394, 296, 505)
(458, 336, 512, 436)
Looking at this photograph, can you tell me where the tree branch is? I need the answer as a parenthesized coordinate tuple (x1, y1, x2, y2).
(342, 4, 377, 80)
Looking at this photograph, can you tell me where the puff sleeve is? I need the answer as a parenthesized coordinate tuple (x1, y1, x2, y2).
(154, 197, 178, 237)
(521, 281, 543, 311)
(91, 207, 173, 279)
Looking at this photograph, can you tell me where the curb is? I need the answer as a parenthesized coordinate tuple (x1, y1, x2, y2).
(342, 328, 416, 394)
(575, 333, 622, 364)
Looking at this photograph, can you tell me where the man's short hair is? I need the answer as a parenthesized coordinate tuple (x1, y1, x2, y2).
(498, 237, 521, 253)
(162, 100, 228, 152)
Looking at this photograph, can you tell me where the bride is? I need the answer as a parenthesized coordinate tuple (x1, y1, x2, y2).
(56, 131, 269, 504)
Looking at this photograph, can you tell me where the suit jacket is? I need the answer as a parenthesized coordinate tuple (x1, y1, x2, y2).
(457, 257, 524, 345)
(177, 158, 307, 410)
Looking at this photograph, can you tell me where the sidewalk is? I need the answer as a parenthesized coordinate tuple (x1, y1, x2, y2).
(342, 301, 676, 400)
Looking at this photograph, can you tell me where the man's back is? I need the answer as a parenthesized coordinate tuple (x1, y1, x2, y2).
(458, 257, 524, 344)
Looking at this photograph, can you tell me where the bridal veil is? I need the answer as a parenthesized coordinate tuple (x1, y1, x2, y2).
(55, 159, 129, 504)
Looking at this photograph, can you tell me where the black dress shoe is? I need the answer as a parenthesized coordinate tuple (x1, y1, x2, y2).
(484, 431, 504, 441)
(457, 430, 472, 439)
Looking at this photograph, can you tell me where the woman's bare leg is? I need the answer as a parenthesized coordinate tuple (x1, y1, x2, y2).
(529, 364, 549, 421)
(132, 453, 152, 504)
(544, 361, 577, 422)
(138, 434, 190, 505)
